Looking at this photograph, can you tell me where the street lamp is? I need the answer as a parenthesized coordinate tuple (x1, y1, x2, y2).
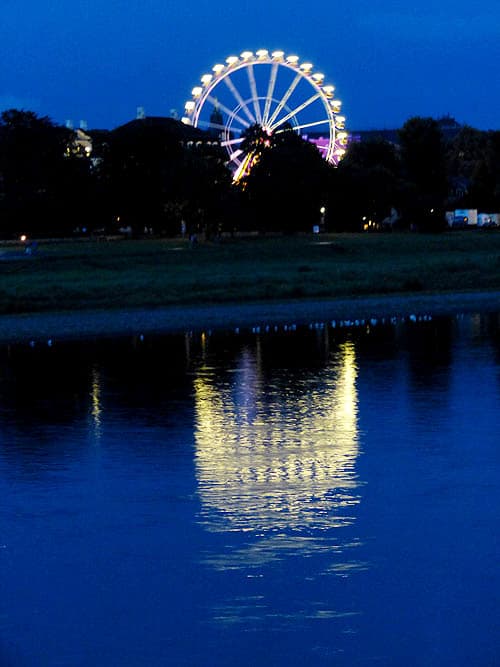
(320, 206, 326, 231)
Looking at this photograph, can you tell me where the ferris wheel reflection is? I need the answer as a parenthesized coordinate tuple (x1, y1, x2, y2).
(193, 338, 361, 556)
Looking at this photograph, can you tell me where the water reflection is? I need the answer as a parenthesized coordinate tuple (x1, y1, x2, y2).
(193, 339, 361, 551)
(90, 366, 102, 440)
(1, 316, 499, 664)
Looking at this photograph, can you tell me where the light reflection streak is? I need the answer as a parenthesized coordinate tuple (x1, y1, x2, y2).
(193, 341, 360, 547)
(90, 366, 102, 440)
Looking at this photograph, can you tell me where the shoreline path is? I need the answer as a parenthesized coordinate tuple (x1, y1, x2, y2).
(0, 291, 499, 345)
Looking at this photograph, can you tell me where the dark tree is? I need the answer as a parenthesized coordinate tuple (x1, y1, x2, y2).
(330, 138, 402, 231)
(445, 125, 488, 207)
(341, 138, 400, 173)
(467, 131, 500, 211)
(240, 123, 272, 156)
(398, 117, 448, 230)
(399, 117, 447, 193)
(241, 126, 331, 232)
(97, 118, 232, 236)
(0, 109, 90, 236)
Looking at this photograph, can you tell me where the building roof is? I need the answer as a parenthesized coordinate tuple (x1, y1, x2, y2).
(114, 116, 208, 141)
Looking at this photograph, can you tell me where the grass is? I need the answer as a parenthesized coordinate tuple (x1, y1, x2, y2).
(1, 231, 500, 315)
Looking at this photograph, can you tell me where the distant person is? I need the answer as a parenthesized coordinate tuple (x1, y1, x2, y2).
(24, 241, 38, 255)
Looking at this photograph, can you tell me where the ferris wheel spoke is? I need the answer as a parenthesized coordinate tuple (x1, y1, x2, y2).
(262, 63, 279, 126)
(223, 76, 256, 124)
(267, 72, 302, 127)
(270, 93, 322, 131)
(246, 64, 262, 124)
(220, 137, 244, 147)
(232, 151, 256, 182)
(187, 50, 345, 176)
(198, 120, 235, 133)
(228, 149, 247, 165)
(206, 95, 251, 129)
(233, 158, 248, 182)
(276, 118, 331, 133)
(228, 149, 243, 162)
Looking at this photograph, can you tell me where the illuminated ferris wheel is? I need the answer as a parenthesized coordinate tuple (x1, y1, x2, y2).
(182, 49, 347, 181)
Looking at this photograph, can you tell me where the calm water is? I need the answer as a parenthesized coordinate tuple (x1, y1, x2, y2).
(0, 314, 499, 666)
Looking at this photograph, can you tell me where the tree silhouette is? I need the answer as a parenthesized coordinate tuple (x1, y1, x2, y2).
(241, 126, 331, 232)
(332, 138, 402, 231)
(94, 118, 232, 236)
(0, 109, 90, 236)
(398, 117, 448, 229)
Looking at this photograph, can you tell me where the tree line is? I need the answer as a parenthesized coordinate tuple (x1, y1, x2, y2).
(0, 108, 499, 238)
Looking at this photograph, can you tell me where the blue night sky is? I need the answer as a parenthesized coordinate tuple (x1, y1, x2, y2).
(2, 0, 499, 131)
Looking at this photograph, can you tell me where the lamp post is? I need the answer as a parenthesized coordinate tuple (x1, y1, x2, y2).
(320, 206, 326, 232)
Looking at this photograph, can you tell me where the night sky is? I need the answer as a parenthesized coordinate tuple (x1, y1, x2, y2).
(2, 0, 499, 131)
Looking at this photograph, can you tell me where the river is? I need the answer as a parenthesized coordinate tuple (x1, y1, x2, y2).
(0, 313, 499, 665)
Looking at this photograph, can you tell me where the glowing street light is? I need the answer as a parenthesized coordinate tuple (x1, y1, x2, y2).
(320, 206, 326, 230)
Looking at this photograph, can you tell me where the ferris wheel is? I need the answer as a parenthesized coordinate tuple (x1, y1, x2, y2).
(182, 49, 347, 181)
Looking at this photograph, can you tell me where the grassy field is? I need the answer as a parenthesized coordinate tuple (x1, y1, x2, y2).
(1, 231, 500, 315)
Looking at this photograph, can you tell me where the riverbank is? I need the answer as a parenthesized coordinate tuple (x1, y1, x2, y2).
(2, 232, 500, 317)
(1, 232, 500, 344)
(1, 290, 499, 345)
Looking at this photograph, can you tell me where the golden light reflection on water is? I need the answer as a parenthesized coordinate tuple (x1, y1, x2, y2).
(194, 340, 360, 541)
(90, 366, 102, 440)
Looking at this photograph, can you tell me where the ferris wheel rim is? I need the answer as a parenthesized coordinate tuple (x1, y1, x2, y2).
(183, 51, 347, 172)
